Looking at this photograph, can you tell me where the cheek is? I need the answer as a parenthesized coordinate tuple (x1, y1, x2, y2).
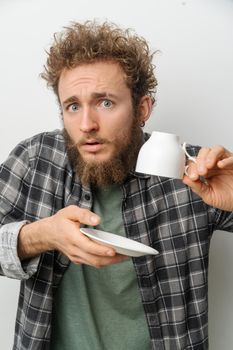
(63, 120, 80, 140)
(110, 124, 133, 147)
(105, 113, 133, 136)
(116, 118, 133, 136)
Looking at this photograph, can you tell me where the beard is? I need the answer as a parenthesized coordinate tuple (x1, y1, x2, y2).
(63, 118, 143, 187)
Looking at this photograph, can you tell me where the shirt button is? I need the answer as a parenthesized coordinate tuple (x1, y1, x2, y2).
(84, 194, 91, 201)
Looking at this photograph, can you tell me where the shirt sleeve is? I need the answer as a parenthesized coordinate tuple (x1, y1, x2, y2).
(0, 141, 40, 280)
(0, 221, 40, 279)
(208, 206, 233, 233)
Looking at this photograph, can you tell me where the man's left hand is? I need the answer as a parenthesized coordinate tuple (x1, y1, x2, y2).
(183, 145, 233, 211)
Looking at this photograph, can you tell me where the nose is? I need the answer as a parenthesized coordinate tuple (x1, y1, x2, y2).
(79, 106, 99, 133)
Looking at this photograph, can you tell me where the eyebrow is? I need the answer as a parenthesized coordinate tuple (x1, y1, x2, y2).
(62, 92, 118, 107)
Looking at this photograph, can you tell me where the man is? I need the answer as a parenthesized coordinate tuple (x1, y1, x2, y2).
(0, 20, 233, 350)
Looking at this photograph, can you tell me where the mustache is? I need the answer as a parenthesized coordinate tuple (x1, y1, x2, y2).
(78, 136, 109, 146)
(66, 134, 112, 149)
(63, 129, 112, 155)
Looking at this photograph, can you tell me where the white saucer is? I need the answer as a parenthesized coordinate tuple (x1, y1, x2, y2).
(80, 228, 159, 257)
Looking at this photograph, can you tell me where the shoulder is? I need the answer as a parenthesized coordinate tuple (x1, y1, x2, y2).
(8, 129, 67, 168)
(23, 128, 65, 153)
(23, 129, 65, 150)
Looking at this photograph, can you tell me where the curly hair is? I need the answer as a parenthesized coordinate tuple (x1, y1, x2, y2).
(41, 20, 157, 111)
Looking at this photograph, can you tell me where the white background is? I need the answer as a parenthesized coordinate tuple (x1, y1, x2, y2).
(0, 0, 232, 348)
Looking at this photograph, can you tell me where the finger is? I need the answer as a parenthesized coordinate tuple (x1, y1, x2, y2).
(205, 145, 229, 169)
(61, 205, 100, 226)
(185, 161, 199, 181)
(217, 155, 233, 169)
(186, 147, 210, 180)
(195, 147, 212, 176)
(89, 254, 129, 268)
(72, 250, 129, 268)
(183, 175, 209, 198)
(76, 232, 117, 257)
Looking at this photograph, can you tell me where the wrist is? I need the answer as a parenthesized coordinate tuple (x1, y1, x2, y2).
(17, 218, 53, 260)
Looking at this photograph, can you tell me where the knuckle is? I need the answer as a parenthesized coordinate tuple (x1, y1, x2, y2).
(57, 205, 77, 217)
(69, 251, 82, 264)
(76, 207, 91, 223)
(78, 208, 88, 221)
(73, 259, 81, 265)
(92, 259, 103, 269)
(199, 147, 210, 156)
(65, 205, 77, 213)
(215, 145, 225, 152)
(68, 204, 77, 210)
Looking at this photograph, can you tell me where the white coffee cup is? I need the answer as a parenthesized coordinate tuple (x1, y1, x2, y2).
(135, 131, 196, 179)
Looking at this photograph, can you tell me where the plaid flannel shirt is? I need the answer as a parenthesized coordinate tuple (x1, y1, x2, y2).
(0, 130, 233, 350)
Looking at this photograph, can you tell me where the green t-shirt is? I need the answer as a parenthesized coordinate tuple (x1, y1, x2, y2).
(50, 185, 151, 350)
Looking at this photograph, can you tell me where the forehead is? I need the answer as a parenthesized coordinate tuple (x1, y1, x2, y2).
(58, 61, 129, 100)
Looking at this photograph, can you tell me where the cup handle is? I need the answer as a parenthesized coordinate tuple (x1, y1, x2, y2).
(182, 142, 197, 176)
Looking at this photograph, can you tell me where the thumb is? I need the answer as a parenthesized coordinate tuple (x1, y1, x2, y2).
(60, 205, 100, 226)
(183, 175, 209, 198)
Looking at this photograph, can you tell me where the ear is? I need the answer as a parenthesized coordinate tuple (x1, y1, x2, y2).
(138, 96, 153, 125)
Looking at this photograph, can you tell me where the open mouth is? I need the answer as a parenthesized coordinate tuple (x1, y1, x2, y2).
(81, 140, 104, 153)
(86, 141, 101, 145)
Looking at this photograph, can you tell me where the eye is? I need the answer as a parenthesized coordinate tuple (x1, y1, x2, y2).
(67, 103, 79, 112)
(101, 99, 113, 108)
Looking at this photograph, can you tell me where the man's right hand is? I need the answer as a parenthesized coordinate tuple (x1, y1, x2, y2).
(18, 205, 128, 268)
